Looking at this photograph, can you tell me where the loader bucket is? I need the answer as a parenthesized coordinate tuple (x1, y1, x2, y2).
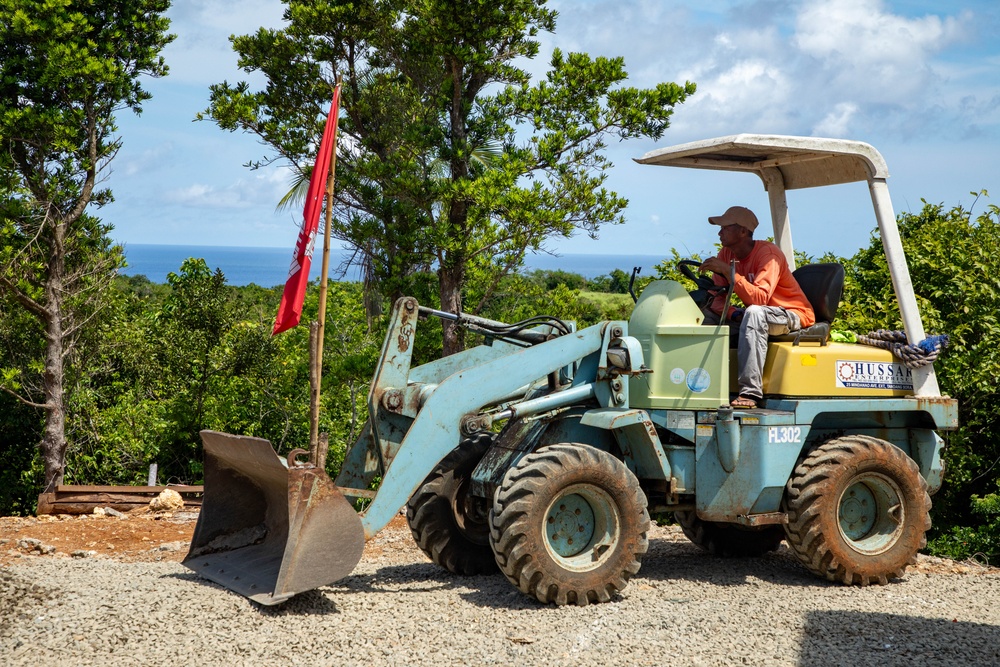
(182, 430, 366, 605)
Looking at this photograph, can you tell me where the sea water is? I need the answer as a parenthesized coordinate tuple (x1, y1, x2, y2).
(119, 244, 669, 287)
(121, 243, 663, 287)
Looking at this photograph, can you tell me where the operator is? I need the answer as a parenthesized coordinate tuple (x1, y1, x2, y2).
(699, 206, 815, 409)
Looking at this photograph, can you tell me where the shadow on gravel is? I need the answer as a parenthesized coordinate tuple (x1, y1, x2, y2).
(458, 585, 555, 610)
(334, 563, 546, 611)
(638, 537, 828, 589)
(160, 571, 342, 616)
(331, 562, 460, 595)
(798, 611, 1000, 666)
(254, 589, 340, 617)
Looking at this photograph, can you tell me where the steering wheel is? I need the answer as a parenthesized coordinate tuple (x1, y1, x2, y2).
(677, 259, 720, 292)
(676, 259, 729, 312)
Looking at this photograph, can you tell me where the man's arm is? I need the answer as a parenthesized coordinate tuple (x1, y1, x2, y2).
(732, 250, 782, 306)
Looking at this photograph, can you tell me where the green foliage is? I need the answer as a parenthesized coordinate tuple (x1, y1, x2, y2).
(578, 291, 633, 318)
(926, 493, 1000, 564)
(50, 265, 384, 489)
(524, 269, 588, 292)
(587, 268, 634, 294)
(478, 271, 641, 328)
(522, 266, 651, 298)
(0, 393, 43, 515)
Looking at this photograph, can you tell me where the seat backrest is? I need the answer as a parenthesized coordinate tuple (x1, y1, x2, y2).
(791, 263, 845, 323)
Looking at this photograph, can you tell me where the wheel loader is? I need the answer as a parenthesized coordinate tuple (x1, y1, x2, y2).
(183, 135, 958, 606)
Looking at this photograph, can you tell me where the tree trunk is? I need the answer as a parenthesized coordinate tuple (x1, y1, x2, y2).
(40, 218, 68, 491)
(439, 56, 472, 358)
(439, 262, 465, 356)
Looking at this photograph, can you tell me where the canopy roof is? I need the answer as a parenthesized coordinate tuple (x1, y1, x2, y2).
(634, 134, 889, 190)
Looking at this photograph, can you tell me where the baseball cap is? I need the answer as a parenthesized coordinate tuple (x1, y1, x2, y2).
(709, 206, 759, 232)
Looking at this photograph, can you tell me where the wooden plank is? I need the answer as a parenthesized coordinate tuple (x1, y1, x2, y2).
(54, 484, 203, 494)
(49, 491, 203, 504)
(37, 489, 202, 515)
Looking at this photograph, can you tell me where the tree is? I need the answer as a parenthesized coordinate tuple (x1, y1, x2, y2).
(0, 0, 173, 489)
(202, 0, 695, 354)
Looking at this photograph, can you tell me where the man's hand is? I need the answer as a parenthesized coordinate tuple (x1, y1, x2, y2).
(700, 256, 730, 278)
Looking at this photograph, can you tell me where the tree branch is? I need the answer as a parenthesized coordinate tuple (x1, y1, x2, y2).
(0, 384, 51, 410)
(0, 273, 48, 320)
(66, 100, 100, 223)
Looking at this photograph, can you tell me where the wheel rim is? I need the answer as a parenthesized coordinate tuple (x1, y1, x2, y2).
(838, 472, 905, 554)
(542, 483, 620, 572)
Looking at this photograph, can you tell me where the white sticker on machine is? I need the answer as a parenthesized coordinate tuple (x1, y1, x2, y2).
(686, 368, 711, 393)
(835, 360, 913, 390)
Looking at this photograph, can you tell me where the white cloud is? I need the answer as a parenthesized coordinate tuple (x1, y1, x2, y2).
(793, 0, 969, 104)
(166, 168, 291, 209)
(794, 0, 964, 64)
(813, 102, 859, 137)
(119, 143, 174, 177)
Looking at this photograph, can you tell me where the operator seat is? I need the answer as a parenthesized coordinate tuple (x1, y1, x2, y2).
(770, 262, 845, 346)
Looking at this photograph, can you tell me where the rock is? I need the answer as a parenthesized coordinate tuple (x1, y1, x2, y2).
(93, 507, 106, 516)
(155, 541, 187, 552)
(71, 550, 97, 558)
(149, 488, 184, 512)
(104, 507, 127, 519)
(16, 538, 56, 555)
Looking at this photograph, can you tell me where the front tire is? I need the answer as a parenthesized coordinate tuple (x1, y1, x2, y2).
(406, 434, 497, 575)
(783, 435, 931, 585)
(489, 443, 650, 606)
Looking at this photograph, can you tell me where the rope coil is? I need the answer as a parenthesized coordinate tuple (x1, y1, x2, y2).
(856, 329, 950, 369)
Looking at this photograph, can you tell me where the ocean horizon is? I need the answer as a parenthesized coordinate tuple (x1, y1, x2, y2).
(119, 244, 670, 288)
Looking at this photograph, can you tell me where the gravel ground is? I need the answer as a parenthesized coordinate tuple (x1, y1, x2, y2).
(3, 520, 999, 667)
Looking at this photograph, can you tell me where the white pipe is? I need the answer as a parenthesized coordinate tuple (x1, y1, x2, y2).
(868, 178, 940, 397)
(762, 167, 795, 269)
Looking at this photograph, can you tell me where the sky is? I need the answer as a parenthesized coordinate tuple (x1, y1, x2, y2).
(104, 0, 1000, 262)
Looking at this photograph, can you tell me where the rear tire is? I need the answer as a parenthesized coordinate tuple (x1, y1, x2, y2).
(406, 434, 497, 575)
(675, 511, 785, 557)
(783, 435, 930, 585)
(489, 443, 650, 606)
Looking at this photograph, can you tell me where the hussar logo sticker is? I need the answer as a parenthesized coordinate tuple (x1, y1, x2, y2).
(836, 360, 912, 390)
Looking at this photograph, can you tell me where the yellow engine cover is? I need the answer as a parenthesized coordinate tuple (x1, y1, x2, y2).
(754, 342, 915, 397)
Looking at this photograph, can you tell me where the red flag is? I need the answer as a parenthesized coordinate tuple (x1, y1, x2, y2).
(273, 87, 341, 335)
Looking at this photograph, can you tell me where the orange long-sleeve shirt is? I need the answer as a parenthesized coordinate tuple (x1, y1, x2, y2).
(709, 241, 815, 328)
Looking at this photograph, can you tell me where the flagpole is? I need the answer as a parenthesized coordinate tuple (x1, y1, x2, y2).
(309, 78, 342, 465)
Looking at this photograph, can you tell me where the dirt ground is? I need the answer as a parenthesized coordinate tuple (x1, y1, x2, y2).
(0, 509, 413, 567)
(0, 508, 995, 577)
